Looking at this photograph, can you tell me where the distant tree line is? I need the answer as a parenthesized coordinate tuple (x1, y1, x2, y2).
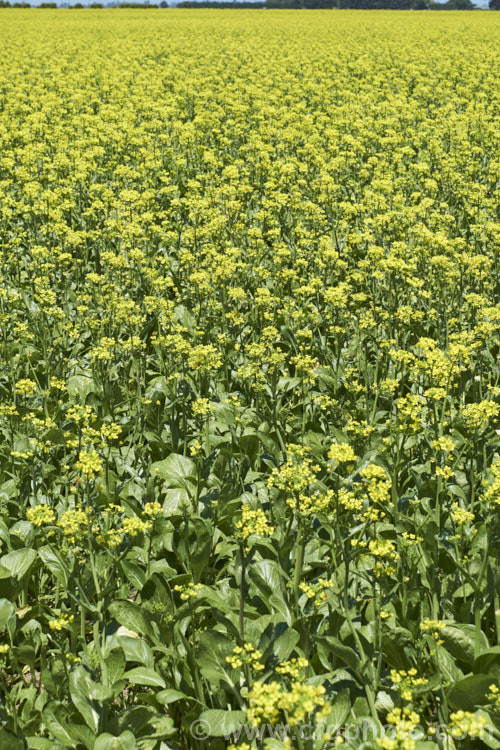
(2, 0, 498, 8)
(177, 0, 486, 7)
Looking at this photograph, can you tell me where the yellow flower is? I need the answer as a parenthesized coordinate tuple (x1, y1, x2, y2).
(122, 517, 151, 537)
(27, 505, 55, 527)
(76, 449, 103, 479)
(235, 504, 274, 541)
(14, 379, 37, 396)
(49, 613, 74, 631)
(328, 442, 357, 464)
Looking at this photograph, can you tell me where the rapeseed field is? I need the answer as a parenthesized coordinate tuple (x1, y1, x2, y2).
(0, 8, 499, 749)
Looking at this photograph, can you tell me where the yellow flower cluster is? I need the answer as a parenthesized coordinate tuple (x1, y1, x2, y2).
(361, 465, 391, 505)
(275, 657, 309, 679)
(76, 449, 103, 479)
(173, 582, 202, 601)
(461, 401, 499, 432)
(299, 578, 333, 606)
(142, 502, 163, 518)
(268, 444, 319, 497)
(246, 680, 331, 728)
(48, 613, 74, 632)
(484, 462, 500, 506)
(377, 707, 422, 750)
(328, 442, 357, 465)
(26, 505, 55, 527)
(450, 504, 475, 527)
(122, 517, 152, 537)
(419, 619, 447, 645)
(449, 710, 487, 738)
(57, 508, 89, 545)
(487, 684, 500, 709)
(390, 669, 429, 703)
(368, 539, 399, 577)
(192, 398, 216, 417)
(14, 379, 37, 396)
(226, 643, 264, 672)
(235, 504, 274, 541)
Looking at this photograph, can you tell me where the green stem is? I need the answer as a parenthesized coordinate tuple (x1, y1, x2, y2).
(293, 521, 305, 618)
(239, 546, 246, 641)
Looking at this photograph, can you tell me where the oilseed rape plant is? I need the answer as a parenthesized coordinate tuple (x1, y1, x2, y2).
(0, 7, 499, 749)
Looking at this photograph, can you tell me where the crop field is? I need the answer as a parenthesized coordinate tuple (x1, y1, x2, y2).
(0, 7, 499, 749)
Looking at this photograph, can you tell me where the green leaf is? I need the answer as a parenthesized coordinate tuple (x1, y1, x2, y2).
(173, 517, 212, 577)
(108, 600, 156, 642)
(323, 688, 351, 734)
(67, 374, 95, 401)
(197, 709, 246, 737)
(198, 630, 236, 689)
(38, 546, 69, 587)
(249, 559, 285, 601)
(42, 702, 82, 746)
(156, 688, 187, 706)
(447, 674, 493, 711)
(117, 635, 154, 669)
(0, 598, 15, 630)
(473, 647, 500, 678)
(123, 667, 166, 688)
(139, 714, 175, 740)
(26, 739, 58, 750)
(106, 649, 126, 685)
(119, 560, 146, 592)
(0, 548, 37, 580)
(317, 636, 362, 676)
(433, 644, 464, 683)
(440, 624, 489, 667)
(94, 731, 136, 750)
(69, 666, 101, 732)
(113, 706, 160, 736)
(0, 729, 25, 750)
(272, 625, 299, 663)
(152, 453, 196, 486)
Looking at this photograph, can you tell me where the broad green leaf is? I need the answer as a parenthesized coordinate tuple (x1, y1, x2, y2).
(152, 453, 196, 486)
(323, 688, 351, 734)
(117, 635, 154, 669)
(249, 559, 284, 600)
(197, 709, 246, 737)
(0, 598, 15, 630)
(38, 546, 69, 587)
(67, 374, 95, 401)
(0, 548, 37, 580)
(69, 666, 101, 733)
(473, 647, 500, 677)
(440, 624, 489, 667)
(317, 636, 362, 676)
(105, 649, 126, 685)
(272, 625, 299, 662)
(156, 688, 187, 706)
(108, 600, 156, 642)
(42, 702, 81, 746)
(123, 667, 166, 688)
(94, 731, 136, 750)
(447, 674, 493, 711)
(119, 560, 145, 591)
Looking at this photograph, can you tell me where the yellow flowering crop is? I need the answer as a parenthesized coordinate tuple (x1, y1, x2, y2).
(0, 9, 498, 746)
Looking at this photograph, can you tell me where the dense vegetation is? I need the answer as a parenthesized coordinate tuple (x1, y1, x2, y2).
(0, 9, 499, 750)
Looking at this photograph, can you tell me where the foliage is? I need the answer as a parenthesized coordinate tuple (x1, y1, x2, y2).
(0, 8, 499, 750)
